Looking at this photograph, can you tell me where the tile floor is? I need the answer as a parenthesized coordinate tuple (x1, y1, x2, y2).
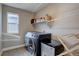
(2, 47, 79, 56)
(2, 47, 32, 56)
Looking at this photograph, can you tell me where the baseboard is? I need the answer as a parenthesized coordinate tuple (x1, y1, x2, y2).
(2, 44, 25, 52)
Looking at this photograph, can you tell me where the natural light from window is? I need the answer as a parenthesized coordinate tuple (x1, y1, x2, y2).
(7, 12, 19, 33)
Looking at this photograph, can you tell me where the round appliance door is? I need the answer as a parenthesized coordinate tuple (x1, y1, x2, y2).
(26, 38, 36, 55)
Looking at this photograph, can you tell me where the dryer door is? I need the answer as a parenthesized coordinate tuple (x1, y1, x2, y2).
(26, 38, 36, 55)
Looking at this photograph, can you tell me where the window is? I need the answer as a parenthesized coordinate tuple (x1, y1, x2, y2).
(7, 12, 19, 33)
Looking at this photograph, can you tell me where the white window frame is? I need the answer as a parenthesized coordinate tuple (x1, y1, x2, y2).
(7, 12, 19, 34)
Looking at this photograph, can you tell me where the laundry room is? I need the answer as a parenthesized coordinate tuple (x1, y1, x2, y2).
(0, 3, 79, 56)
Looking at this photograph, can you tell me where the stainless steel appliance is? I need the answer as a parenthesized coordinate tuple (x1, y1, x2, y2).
(24, 32, 51, 56)
(41, 40, 64, 56)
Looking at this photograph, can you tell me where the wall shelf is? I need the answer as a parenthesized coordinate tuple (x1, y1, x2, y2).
(32, 19, 54, 25)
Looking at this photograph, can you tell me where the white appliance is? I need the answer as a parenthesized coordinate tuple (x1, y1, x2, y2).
(41, 40, 64, 56)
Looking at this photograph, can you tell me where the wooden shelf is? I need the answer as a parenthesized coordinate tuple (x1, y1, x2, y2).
(32, 20, 54, 24)
(47, 20, 54, 23)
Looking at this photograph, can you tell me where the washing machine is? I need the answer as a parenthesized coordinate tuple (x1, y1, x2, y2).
(24, 32, 51, 56)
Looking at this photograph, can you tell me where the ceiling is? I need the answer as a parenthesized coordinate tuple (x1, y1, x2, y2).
(3, 3, 48, 13)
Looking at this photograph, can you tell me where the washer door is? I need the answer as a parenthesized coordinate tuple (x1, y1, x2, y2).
(26, 38, 36, 55)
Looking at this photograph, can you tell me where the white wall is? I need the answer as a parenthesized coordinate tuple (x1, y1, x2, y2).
(0, 4, 2, 55)
(2, 5, 34, 48)
(35, 3, 79, 35)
